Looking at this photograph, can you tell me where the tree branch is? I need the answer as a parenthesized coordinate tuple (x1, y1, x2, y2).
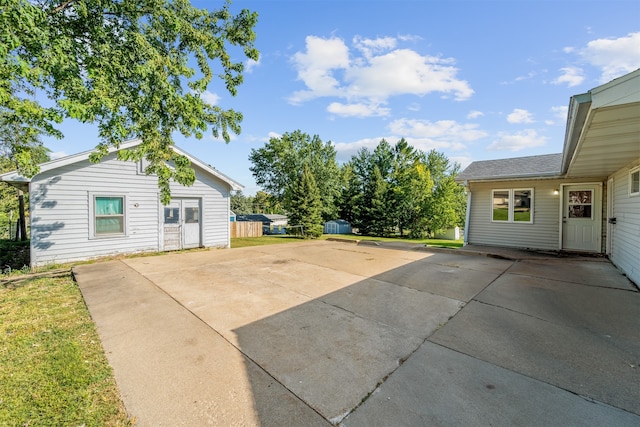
(50, 0, 75, 15)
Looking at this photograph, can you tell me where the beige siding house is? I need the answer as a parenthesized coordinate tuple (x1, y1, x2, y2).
(457, 69, 640, 286)
(1, 139, 242, 266)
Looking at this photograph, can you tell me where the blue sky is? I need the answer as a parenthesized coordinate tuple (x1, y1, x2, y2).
(44, 0, 640, 194)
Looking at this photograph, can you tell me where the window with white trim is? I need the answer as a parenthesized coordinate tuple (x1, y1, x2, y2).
(90, 194, 127, 237)
(491, 189, 533, 223)
(630, 166, 640, 196)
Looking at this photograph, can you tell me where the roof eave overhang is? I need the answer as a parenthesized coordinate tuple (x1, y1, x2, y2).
(459, 172, 563, 184)
(561, 93, 592, 174)
(1, 138, 244, 191)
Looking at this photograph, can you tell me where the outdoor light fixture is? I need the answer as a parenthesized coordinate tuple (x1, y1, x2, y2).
(553, 189, 559, 196)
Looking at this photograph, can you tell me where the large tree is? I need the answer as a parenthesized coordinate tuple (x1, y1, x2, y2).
(339, 139, 465, 238)
(249, 130, 340, 220)
(288, 165, 323, 238)
(1, 0, 258, 203)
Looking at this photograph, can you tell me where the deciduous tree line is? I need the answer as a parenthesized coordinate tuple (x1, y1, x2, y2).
(242, 130, 466, 238)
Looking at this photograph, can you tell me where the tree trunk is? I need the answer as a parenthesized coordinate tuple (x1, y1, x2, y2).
(18, 190, 26, 241)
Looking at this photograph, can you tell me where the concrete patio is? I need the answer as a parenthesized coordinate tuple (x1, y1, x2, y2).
(73, 240, 640, 426)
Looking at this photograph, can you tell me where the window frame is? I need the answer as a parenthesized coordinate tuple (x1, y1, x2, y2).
(89, 193, 128, 239)
(491, 188, 534, 224)
(630, 166, 640, 197)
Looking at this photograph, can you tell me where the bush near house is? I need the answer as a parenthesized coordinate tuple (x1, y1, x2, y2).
(0, 239, 30, 271)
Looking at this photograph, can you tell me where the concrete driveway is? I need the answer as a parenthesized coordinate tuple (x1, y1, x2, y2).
(74, 240, 640, 426)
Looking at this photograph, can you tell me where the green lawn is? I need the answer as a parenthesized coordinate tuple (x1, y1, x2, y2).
(231, 234, 464, 249)
(320, 234, 464, 248)
(0, 275, 132, 426)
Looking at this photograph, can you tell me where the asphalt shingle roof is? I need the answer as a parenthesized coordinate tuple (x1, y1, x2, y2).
(456, 153, 563, 182)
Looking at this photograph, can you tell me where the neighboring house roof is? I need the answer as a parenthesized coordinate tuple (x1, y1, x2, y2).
(458, 68, 640, 183)
(237, 214, 288, 224)
(0, 138, 243, 191)
(456, 153, 562, 183)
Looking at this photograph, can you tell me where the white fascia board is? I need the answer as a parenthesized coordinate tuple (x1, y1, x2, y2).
(561, 93, 592, 174)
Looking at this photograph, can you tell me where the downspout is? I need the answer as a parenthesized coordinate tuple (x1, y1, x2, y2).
(463, 181, 471, 246)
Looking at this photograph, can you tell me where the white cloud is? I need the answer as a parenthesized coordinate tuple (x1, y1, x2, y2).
(201, 90, 220, 105)
(327, 102, 390, 117)
(245, 57, 260, 73)
(551, 66, 585, 87)
(547, 105, 569, 125)
(49, 151, 68, 160)
(487, 129, 548, 151)
(506, 109, 535, 124)
(389, 118, 487, 142)
(352, 35, 397, 58)
(288, 35, 473, 110)
(289, 36, 350, 104)
(449, 155, 474, 170)
(332, 118, 488, 162)
(333, 137, 384, 161)
(551, 105, 568, 119)
(467, 110, 484, 119)
(581, 32, 640, 82)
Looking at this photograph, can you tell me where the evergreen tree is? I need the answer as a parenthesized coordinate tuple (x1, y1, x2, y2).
(288, 165, 323, 238)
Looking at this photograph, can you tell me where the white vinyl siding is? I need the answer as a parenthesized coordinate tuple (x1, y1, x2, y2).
(468, 179, 579, 250)
(610, 163, 640, 286)
(29, 152, 232, 266)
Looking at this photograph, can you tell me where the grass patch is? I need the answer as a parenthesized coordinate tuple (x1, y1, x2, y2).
(231, 234, 463, 249)
(231, 235, 304, 248)
(0, 275, 133, 426)
(320, 234, 464, 248)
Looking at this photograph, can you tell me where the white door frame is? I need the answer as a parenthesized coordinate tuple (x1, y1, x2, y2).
(558, 182, 603, 252)
(161, 197, 203, 251)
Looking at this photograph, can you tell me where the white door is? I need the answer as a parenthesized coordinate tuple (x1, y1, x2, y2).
(182, 199, 201, 249)
(163, 199, 202, 250)
(562, 185, 601, 252)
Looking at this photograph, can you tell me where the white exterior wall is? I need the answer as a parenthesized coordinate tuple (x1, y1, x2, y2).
(29, 153, 231, 266)
(609, 161, 640, 286)
(466, 178, 599, 251)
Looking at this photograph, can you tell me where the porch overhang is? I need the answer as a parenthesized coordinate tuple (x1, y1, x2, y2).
(562, 69, 640, 178)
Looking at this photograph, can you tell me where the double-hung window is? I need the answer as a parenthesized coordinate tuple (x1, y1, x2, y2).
(90, 194, 126, 237)
(630, 166, 640, 197)
(492, 189, 533, 223)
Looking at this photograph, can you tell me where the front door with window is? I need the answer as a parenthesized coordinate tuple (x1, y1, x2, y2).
(562, 185, 601, 252)
(163, 198, 202, 251)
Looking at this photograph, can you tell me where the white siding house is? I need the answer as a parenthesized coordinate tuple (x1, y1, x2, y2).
(1, 139, 242, 266)
(457, 69, 640, 286)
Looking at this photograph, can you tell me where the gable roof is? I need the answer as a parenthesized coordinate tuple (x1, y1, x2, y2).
(456, 153, 562, 183)
(0, 138, 243, 191)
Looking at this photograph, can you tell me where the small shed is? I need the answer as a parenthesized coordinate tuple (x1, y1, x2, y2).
(324, 219, 352, 235)
(434, 227, 461, 240)
(0, 139, 242, 266)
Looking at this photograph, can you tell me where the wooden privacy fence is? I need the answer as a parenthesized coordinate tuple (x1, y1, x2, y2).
(231, 221, 263, 238)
